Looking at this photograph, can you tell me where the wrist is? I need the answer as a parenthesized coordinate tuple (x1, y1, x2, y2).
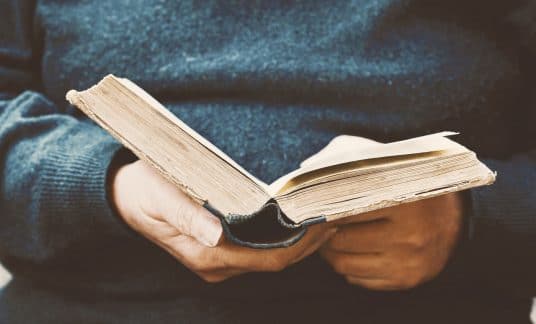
(110, 163, 130, 221)
(106, 148, 138, 222)
(446, 192, 467, 259)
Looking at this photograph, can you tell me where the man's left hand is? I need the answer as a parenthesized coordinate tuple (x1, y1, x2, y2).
(320, 193, 464, 291)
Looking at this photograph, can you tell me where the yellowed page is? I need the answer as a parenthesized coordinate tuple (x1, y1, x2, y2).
(118, 76, 269, 190)
(268, 132, 460, 195)
(300, 135, 382, 168)
(67, 75, 270, 216)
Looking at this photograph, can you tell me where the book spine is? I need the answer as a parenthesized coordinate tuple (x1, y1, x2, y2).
(203, 200, 325, 249)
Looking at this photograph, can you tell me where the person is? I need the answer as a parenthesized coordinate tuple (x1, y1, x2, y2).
(0, 0, 534, 323)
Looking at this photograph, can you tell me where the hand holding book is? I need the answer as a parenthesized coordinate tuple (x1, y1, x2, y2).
(112, 159, 337, 282)
(67, 75, 494, 249)
(111, 159, 223, 248)
(320, 192, 463, 290)
(70, 75, 485, 288)
(112, 159, 462, 288)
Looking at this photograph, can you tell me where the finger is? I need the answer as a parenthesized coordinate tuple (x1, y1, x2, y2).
(202, 224, 337, 273)
(345, 276, 402, 291)
(170, 199, 223, 247)
(227, 225, 338, 272)
(163, 233, 260, 273)
(160, 236, 248, 283)
(326, 219, 392, 253)
(160, 236, 244, 283)
(196, 269, 246, 283)
(167, 223, 337, 274)
(291, 226, 339, 265)
(160, 234, 225, 272)
(320, 249, 386, 278)
(141, 161, 223, 247)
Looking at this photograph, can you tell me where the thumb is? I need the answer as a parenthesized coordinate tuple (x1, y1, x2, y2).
(166, 194, 223, 247)
(142, 160, 223, 247)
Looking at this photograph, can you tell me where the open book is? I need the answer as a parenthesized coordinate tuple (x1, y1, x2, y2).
(66, 75, 495, 248)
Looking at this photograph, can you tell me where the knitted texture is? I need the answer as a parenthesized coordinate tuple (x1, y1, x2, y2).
(0, 0, 534, 322)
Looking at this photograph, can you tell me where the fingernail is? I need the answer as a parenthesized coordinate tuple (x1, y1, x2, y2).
(199, 216, 223, 247)
(323, 228, 338, 241)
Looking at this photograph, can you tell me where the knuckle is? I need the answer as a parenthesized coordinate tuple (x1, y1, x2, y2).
(344, 276, 359, 286)
(188, 259, 206, 272)
(329, 238, 345, 252)
(268, 260, 287, 272)
(395, 272, 422, 290)
(331, 257, 349, 275)
(264, 256, 288, 272)
(386, 258, 425, 290)
(198, 273, 226, 283)
(188, 250, 215, 272)
(174, 205, 194, 235)
(345, 276, 388, 290)
(405, 233, 427, 250)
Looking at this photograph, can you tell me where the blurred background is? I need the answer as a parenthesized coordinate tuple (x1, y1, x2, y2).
(0, 263, 533, 322)
(0, 265, 536, 324)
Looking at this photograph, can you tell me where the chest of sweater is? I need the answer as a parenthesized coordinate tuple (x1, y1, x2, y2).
(36, 0, 521, 181)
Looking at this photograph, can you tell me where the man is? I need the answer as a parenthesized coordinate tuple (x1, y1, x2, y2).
(0, 0, 534, 323)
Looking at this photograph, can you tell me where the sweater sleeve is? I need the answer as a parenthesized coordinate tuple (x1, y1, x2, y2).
(0, 0, 136, 266)
(462, 152, 536, 298)
(458, 3, 536, 298)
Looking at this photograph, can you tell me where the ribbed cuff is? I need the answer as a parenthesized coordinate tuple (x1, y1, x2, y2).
(39, 135, 138, 241)
(105, 146, 139, 226)
(462, 158, 536, 297)
(429, 190, 477, 285)
(466, 158, 535, 242)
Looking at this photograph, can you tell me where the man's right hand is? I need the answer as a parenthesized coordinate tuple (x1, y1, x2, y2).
(111, 160, 337, 283)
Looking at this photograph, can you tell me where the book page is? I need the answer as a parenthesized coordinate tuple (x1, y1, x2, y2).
(300, 135, 382, 168)
(118, 77, 269, 190)
(67, 75, 270, 216)
(276, 153, 495, 224)
(267, 132, 460, 195)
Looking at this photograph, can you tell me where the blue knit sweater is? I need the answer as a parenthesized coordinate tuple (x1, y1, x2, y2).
(0, 0, 535, 323)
